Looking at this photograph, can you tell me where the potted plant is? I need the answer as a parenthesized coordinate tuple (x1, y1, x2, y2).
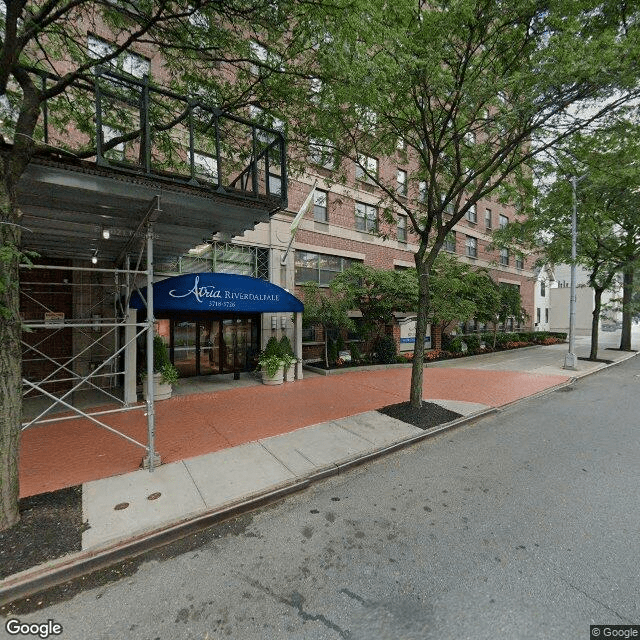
(279, 335, 297, 382)
(143, 335, 179, 400)
(257, 336, 285, 385)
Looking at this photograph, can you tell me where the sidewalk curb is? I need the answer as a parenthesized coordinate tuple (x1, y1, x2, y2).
(2, 351, 636, 606)
(0, 407, 496, 606)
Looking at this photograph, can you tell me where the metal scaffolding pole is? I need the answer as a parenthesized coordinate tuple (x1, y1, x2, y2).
(143, 219, 160, 470)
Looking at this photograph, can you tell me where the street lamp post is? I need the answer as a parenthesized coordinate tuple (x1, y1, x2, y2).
(563, 173, 587, 371)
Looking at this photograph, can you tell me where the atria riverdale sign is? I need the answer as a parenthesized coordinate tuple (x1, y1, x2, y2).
(130, 273, 303, 314)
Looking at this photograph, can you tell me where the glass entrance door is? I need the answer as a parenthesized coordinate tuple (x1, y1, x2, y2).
(199, 320, 219, 375)
(167, 315, 259, 377)
(173, 321, 197, 377)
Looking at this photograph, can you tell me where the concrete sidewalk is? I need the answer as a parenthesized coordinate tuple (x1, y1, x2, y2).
(3, 340, 636, 601)
(79, 341, 633, 552)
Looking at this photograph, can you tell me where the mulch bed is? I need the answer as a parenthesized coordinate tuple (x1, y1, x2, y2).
(0, 486, 85, 580)
(577, 357, 614, 364)
(379, 401, 462, 430)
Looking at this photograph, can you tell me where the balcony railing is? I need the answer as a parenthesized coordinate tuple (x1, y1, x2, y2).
(23, 66, 287, 209)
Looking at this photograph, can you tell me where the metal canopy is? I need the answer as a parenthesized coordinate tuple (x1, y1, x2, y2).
(17, 156, 280, 267)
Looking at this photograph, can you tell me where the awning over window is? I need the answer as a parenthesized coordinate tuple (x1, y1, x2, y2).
(130, 272, 303, 313)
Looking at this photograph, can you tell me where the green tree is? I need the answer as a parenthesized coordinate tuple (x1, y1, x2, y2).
(0, 1, 303, 530)
(330, 263, 417, 344)
(428, 253, 501, 337)
(300, 281, 354, 369)
(287, 0, 640, 407)
(497, 121, 640, 359)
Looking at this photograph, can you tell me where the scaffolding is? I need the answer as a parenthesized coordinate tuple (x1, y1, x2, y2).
(20, 198, 161, 469)
(14, 66, 288, 475)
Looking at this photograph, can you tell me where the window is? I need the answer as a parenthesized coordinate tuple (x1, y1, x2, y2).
(466, 203, 477, 223)
(397, 137, 406, 151)
(499, 214, 508, 229)
(466, 236, 477, 258)
(441, 195, 454, 215)
(295, 251, 354, 286)
(355, 154, 378, 182)
(268, 173, 282, 195)
(356, 106, 376, 131)
(397, 169, 407, 196)
(445, 231, 456, 253)
(249, 105, 284, 143)
(249, 40, 268, 75)
(485, 208, 492, 229)
(180, 242, 269, 280)
(515, 255, 524, 270)
(419, 180, 427, 202)
(500, 248, 509, 265)
(193, 151, 218, 181)
(545, 308, 549, 323)
(88, 35, 150, 79)
(309, 138, 334, 169)
(355, 201, 377, 233)
(397, 216, 407, 242)
(464, 131, 476, 145)
(536, 307, 541, 324)
(313, 189, 328, 222)
(540, 280, 546, 297)
(310, 77, 322, 103)
(102, 125, 125, 161)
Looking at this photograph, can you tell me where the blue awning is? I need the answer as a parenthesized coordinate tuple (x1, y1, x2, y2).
(130, 273, 303, 314)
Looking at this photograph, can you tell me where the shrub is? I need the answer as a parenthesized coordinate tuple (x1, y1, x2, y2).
(448, 337, 465, 354)
(263, 336, 282, 358)
(531, 331, 549, 343)
(279, 334, 294, 357)
(349, 342, 362, 363)
(464, 334, 481, 352)
(327, 337, 338, 365)
(336, 334, 346, 352)
(375, 334, 397, 364)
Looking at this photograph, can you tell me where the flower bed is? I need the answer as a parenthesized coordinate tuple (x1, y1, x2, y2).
(304, 332, 567, 373)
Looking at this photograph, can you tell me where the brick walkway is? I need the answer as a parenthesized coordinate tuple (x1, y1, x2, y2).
(19, 367, 568, 497)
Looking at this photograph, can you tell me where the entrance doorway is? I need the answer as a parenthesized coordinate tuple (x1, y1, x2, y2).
(164, 314, 260, 377)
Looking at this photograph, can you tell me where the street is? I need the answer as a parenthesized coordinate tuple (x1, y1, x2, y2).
(2, 355, 639, 640)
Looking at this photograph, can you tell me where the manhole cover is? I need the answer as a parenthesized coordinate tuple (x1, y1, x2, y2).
(557, 387, 573, 392)
(114, 502, 130, 511)
(147, 492, 162, 501)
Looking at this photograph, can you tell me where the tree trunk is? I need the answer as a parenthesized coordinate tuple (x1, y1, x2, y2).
(323, 325, 329, 369)
(589, 288, 603, 361)
(619, 265, 634, 351)
(0, 72, 41, 530)
(409, 257, 431, 408)
(0, 184, 22, 531)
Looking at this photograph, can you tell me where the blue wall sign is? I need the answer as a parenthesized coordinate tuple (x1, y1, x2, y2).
(130, 273, 303, 313)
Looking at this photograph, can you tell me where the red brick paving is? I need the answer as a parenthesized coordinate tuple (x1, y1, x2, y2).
(18, 367, 568, 497)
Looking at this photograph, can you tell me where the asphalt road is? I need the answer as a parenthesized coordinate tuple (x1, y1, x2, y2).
(2, 355, 639, 640)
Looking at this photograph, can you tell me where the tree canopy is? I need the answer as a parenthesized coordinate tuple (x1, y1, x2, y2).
(276, 0, 640, 406)
(495, 119, 640, 358)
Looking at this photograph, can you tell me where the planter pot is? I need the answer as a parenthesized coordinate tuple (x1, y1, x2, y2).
(284, 361, 297, 382)
(262, 365, 284, 385)
(144, 372, 172, 401)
